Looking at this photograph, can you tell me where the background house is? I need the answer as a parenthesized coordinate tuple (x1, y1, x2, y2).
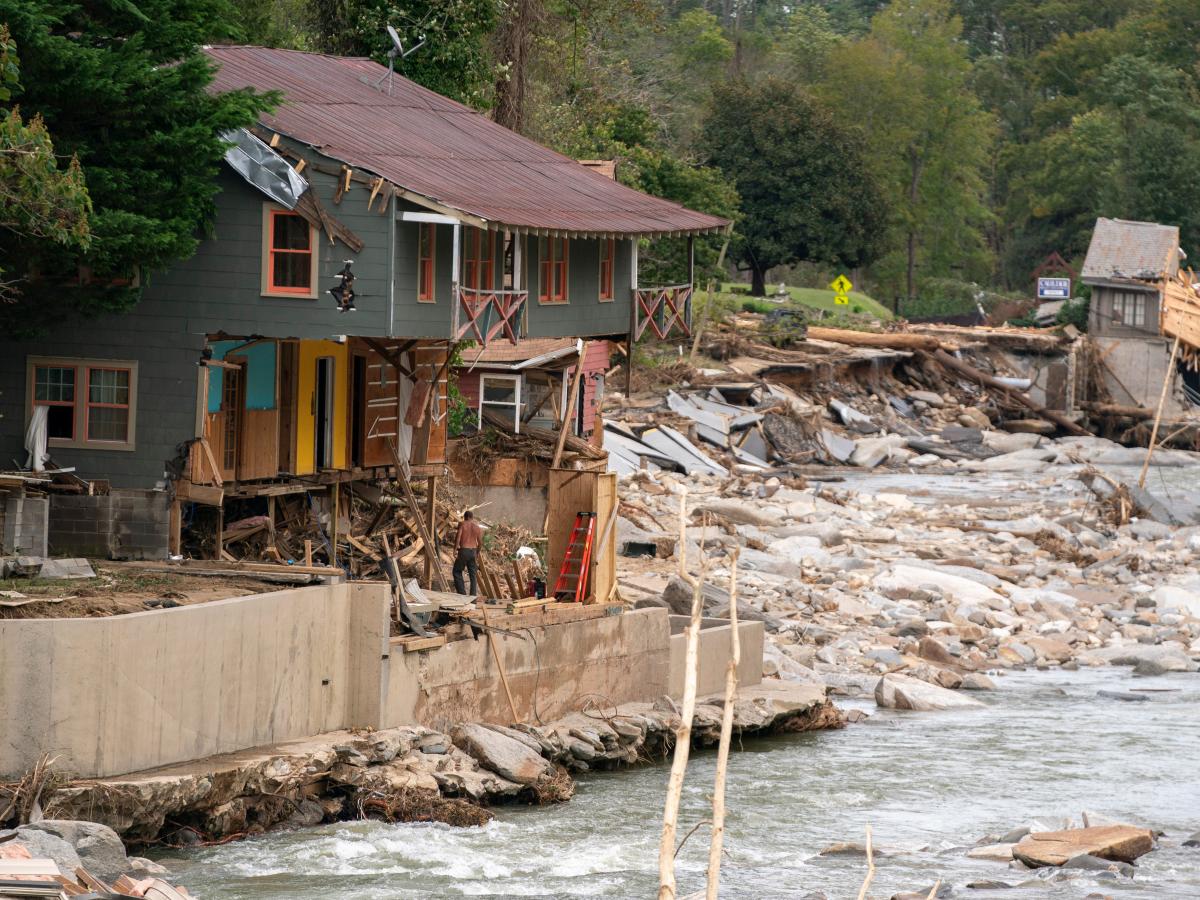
(1082, 217, 1190, 413)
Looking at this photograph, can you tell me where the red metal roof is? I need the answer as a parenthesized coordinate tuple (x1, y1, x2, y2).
(205, 46, 729, 238)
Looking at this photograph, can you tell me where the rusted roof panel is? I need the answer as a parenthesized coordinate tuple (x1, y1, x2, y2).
(1081, 217, 1180, 285)
(465, 337, 578, 366)
(205, 46, 729, 237)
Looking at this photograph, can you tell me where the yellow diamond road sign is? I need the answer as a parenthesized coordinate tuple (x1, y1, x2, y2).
(829, 274, 852, 294)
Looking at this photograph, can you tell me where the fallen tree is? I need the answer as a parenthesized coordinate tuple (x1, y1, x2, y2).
(928, 349, 1091, 437)
(807, 326, 944, 352)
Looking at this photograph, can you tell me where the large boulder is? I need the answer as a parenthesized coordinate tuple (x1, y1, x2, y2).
(452, 723, 553, 785)
(19, 821, 128, 882)
(1012, 825, 1154, 867)
(10, 825, 82, 875)
(874, 564, 1005, 606)
(874, 674, 985, 711)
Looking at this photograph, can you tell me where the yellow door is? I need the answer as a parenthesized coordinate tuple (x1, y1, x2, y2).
(295, 339, 348, 475)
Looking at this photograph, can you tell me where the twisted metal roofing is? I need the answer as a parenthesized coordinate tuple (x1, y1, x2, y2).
(205, 46, 729, 238)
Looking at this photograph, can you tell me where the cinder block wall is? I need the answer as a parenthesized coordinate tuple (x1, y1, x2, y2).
(48, 489, 170, 560)
(2, 494, 48, 557)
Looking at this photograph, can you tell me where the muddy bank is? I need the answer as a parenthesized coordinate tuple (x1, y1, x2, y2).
(42, 683, 838, 847)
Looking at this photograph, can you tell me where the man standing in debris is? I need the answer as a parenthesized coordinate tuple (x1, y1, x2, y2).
(453, 510, 482, 596)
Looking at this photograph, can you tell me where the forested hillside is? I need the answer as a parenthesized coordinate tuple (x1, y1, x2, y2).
(5, 0, 1197, 309)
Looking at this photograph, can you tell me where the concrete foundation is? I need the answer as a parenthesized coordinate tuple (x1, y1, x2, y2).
(1094, 336, 1187, 415)
(452, 484, 548, 533)
(668, 615, 764, 697)
(48, 489, 171, 560)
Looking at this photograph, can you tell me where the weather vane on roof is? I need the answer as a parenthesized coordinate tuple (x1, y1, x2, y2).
(374, 24, 426, 95)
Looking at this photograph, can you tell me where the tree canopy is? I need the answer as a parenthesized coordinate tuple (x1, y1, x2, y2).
(701, 79, 887, 295)
(0, 0, 272, 324)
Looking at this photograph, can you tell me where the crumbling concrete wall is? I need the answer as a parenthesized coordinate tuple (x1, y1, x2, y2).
(668, 615, 765, 698)
(47, 489, 171, 560)
(1, 493, 48, 557)
(1093, 335, 1186, 415)
(382, 607, 672, 731)
(0, 582, 390, 779)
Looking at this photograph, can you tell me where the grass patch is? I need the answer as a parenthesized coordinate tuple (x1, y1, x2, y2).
(719, 283, 893, 320)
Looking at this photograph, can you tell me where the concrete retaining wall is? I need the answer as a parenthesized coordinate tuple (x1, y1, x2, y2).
(0, 590, 687, 780)
(668, 615, 765, 698)
(382, 607, 671, 732)
(0, 582, 389, 779)
(2, 493, 48, 557)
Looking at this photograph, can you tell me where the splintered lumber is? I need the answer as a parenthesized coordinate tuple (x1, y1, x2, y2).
(807, 326, 943, 352)
(929, 349, 1091, 436)
(386, 437, 450, 591)
(506, 595, 551, 613)
(481, 408, 605, 459)
(1139, 335, 1181, 489)
(551, 342, 589, 469)
(1083, 402, 1154, 420)
(394, 634, 446, 652)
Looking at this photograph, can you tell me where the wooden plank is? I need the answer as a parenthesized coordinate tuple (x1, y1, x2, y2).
(239, 408, 281, 481)
(176, 479, 224, 506)
(393, 634, 447, 652)
(304, 539, 313, 567)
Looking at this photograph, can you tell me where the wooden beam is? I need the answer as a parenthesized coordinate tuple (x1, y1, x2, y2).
(387, 437, 450, 591)
(363, 337, 416, 380)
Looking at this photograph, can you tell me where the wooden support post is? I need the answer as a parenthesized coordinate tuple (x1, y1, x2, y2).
(551, 344, 588, 470)
(267, 495, 276, 542)
(480, 600, 520, 723)
(706, 550, 740, 900)
(424, 475, 438, 585)
(304, 539, 313, 567)
(1139, 335, 1181, 489)
(214, 505, 224, 561)
(627, 238, 638, 396)
(168, 499, 182, 557)
(330, 482, 339, 567)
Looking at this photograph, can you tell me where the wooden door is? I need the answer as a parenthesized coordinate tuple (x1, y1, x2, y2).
(362, 346, 403, 468)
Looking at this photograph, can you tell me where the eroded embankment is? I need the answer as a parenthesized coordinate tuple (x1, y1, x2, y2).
(45, 683, 839, 848)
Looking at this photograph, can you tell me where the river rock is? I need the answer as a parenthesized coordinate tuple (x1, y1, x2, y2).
(693, 499, 779, 527)
(1151, 585, 1200, 618)
(967, 842, 1015, 861)
(1061, 853, 1134, 876)
(451, 723, 553, 785)
(20, 820, 128, 882)
(873, 674, 985, 711)
(917, 636, 958, 666)
(1183, 831, 1200, 847)
(1012, 825, 1155, 867)
(875, 564, 1004, 605)
(960, 673, 997, 691)
(10, 826, 82, 874)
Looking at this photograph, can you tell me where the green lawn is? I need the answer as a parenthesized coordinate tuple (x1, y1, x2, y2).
(719, 283, 894, 321)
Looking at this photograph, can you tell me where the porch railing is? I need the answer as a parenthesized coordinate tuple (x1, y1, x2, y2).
(634, 284, 693, 340)
(453, 286, 529, 346)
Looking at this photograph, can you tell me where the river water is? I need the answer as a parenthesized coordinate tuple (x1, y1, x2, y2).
(166, 667, 1199, 898)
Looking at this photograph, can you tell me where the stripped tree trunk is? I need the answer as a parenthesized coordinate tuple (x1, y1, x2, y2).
(705, 551, 740, 899)
(659, 491, 706, 900)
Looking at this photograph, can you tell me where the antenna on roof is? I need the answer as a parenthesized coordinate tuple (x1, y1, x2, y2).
(373, 24, 426, 95)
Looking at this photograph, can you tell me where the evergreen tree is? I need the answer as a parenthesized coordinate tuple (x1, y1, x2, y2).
(0, 0, 273, 324)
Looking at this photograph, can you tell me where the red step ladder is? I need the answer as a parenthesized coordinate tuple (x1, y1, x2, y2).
(553, 512, 596, 603)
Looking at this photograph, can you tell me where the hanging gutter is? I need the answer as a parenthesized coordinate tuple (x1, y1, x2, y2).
(222, 128, 308, 208)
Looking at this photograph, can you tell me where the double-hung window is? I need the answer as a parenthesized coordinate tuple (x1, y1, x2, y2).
(418, 222, 436, 302)
(1111, 291, 1147, 328)
(599, 238, 615, 301)
(479, 374, 521, 433)
(29, 358, 137, 451)
(463, 227, 495, 293)
(262, 206, 318, 298)
(539, 236, 568, 304)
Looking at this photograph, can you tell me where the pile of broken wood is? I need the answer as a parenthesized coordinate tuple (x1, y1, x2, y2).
(0, 854, 188, 899)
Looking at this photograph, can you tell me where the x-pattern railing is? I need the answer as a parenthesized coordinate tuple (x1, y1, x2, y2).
(453, 286, 529, 346)
(635, 284, 693, 340)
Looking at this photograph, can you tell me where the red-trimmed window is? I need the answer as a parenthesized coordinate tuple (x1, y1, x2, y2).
(418, 222, 436, 302)
(463, 227, 495, 292)
(32, 360, 135, 449)
(33, 365, 76, 440)
(267, 210, 314, 294)
(86, 368, 131, 443)
(599, 238, 615, 301)
(539, 236, 568, 303)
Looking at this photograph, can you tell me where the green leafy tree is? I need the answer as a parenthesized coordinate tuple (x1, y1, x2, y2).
(700, 78, 887, 296)
(0, 25, 90, 301)
(0, 0, 273, 325)
(307, 0, 499, 107)
(821, 0, 995, 301)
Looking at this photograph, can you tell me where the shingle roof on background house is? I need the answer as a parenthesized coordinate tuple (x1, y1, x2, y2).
(1081, 218, 1181, 286)
(204, 46, 729, 238)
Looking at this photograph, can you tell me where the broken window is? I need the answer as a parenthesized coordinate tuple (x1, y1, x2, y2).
(1111, 291, 1147, 328)
(599, 238, 615, 301)
(479, 374, 521, 433)
(29, 358, 137, 451)
(418, 222, 436, 302)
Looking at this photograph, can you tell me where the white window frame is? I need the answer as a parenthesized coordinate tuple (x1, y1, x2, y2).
(1112, 291, 1147, 328)
(261, 203, 320, 299)
(27, 356, 139, 452)
(479, 374, 522, 434)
